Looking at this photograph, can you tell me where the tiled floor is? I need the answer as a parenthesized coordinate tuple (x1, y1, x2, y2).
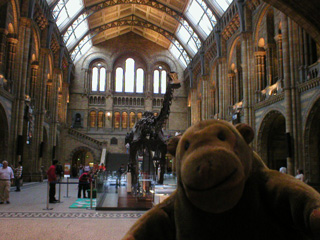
(0, 179, 145, 240)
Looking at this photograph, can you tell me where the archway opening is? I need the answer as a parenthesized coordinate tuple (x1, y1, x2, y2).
(258, 111, 286, 171)
(305, 98, 320, 184)
(72, 149, 94, 170)
(267, 114, 286, 170)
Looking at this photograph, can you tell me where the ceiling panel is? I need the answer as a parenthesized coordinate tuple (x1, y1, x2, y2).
(86, 1, 180, 48)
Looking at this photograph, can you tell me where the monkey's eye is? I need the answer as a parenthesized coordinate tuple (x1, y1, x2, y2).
(217, 132, 226, 141)
(184, 141, 190, 150)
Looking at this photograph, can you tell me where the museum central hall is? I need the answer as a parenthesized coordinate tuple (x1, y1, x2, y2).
(1, 0, 320, 239)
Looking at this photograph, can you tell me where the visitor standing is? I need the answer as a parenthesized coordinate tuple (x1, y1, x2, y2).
(295, 169, 304, 182)
(78, 170, 91, 198)
(55, 162, 63, 181)
(117, 164, 126, 187)
(14, 161, 23, 192)
(0, 160, 14, 204)
(47, 160, 58, 203)
(279, 167, 287, 174)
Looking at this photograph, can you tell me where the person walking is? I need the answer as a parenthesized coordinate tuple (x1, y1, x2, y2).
(47, 160, 58, 203)
(14, 161, 23, 192)
(0, 160, 14, 204)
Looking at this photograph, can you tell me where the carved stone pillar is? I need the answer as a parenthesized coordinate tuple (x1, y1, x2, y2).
(30, 64, 39, 102)
(218, 59, 223, 119)
(12, 18, 32, 166)
(275, 34, 283, 82)
(254, 51, 266, 92)
(228, 71, 236, 106)
(265, 43, 276, 85)
(5, 37, 18, 92)
(281, 13, 294, 175)
(241, 35, 248, 124)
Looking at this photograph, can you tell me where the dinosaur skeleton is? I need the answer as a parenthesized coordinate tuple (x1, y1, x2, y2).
(125, 72, 181, 187)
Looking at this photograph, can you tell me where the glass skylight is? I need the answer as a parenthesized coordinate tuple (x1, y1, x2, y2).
(49, 0, 231, 67)
(53, 0, 92, 63)
(176, 24, 198, 56)
(71, 35, 92, 62)
(169, 44, 188, 68)
(53, 0, 84, 29)
(63, 14, 89, 49)
(215, 0, 231, 12)
(185, 0, 216, 38)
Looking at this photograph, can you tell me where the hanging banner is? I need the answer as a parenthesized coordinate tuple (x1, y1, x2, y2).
(64, 163, 71, 178)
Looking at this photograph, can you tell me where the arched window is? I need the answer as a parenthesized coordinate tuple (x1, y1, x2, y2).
(129, 112, 135, 128)
(91, 63, 106, 92)
(136, 68, 144, 93)
(115, 67, 123, 92)
(90, 111, 96, 127)
(115, 58, 145, 93)
(114, 112, 120, 129)
(122, 112, 128, 129)
(137, 112, 142, 121)
(98, 111, 104, 128)
(153, 66, 167, 94)
(110, 137, 118, 145)
(125, 58, 134, 92)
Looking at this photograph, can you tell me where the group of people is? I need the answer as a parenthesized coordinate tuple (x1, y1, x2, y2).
(0, 160, 23, 204)
(279, 166, 305, 182)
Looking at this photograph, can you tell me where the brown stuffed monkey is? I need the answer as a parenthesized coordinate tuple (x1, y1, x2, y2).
(122, 119, 320, 240)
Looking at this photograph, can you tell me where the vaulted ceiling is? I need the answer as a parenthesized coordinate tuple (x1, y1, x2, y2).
(48, 0, 231, 66)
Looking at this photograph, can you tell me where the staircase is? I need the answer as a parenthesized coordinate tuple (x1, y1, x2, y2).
(68, 128, 105, 150)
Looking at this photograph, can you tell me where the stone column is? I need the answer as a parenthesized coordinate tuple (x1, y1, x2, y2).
(281, 13, 294, 175)
(288, 19, 302, 172)
(241, 34, 249, 124)
(201, 76, 209, 120)
(228, 71, 235, 106)
(265, 43, 276, 85)
(52, 69, 62, 160)
(4, 37, 18, 93)
(0, 30, 7, 76)
(35, 48, 50, 175)
(30, 64, 39, 101)
(254, 51, 266, 92)
(274, 34, 283, 83)
(218, 59, 223, 119)
(190, 89, 197, 125)
(14, 18, 32, 165)
(107, 70, 112, 91)
(83, 68, 89, 94)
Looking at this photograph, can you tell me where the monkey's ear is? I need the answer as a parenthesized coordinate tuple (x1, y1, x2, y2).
(167, 136, 181, 156)
(235, 123, 254, 144)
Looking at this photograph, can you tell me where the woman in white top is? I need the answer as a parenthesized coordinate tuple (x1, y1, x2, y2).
(295, 169, 304, 182)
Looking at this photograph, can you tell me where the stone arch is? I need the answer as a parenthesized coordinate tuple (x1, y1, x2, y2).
(69, 146, 97, 166)
(8, 0, 19, 35)
(111, 47, 151, 68)
(227, 34, 241, 66)
(31, 22, 40, 60)
(81, 52, 110, 70)
(112, 51, 148, 70)
(262, 0, 320, 44)
(149, 55, 178, 73)
(304, 97, 320, 183)
(0, 102, 9, 161)
(256, 110, 286, 170)
(253, 4, 272, 47)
